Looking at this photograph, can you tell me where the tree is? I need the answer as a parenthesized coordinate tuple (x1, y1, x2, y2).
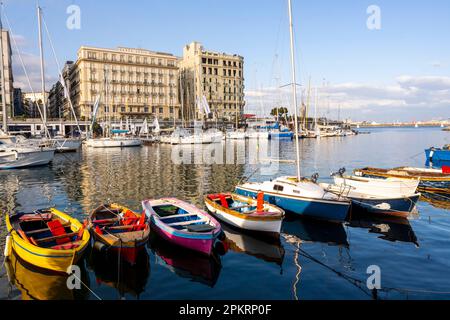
(270, 107, 289, 118)
(92, 121, 103, 137)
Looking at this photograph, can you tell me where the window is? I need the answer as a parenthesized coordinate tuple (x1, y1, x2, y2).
(273, 184, 284, 192)
(121, 106, 125, 112)
(152, 106, 156, 113)
(144, 106, 149, 113)
(159, 107, 163, 113)
(170, 106, 174, 113)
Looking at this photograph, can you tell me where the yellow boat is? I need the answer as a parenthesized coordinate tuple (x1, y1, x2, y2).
(5, 208, 90, 273)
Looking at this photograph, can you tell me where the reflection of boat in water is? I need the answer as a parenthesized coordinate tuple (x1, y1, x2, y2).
(281, 216, 349, 247)
(221, 223, 285, 266)
(419, 191, 450, 210)
(149, 235, 221, 287)
(88, 247, 150, 299)
(4, 251, 89, 300)
(348, 212, 419, 246)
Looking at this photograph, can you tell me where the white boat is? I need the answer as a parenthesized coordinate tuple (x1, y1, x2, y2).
(236, 0, 352, 223)
(226, 130, 246, 140)
(204, 192, 284, 234)
(0, 145, 55, 169)
(246, 131, 269, 139)
(52, 137, 82, 152)
(85, 137, 142, 148)
(320, 181, 421, 218)
(235, 176, 351, 222)
(332, 174, 419, 197)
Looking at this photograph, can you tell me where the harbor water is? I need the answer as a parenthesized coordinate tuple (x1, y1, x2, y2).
(1, 127, 449, 300)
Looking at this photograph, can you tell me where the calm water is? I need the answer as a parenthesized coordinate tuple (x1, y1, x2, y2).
(1, 127, 449, 300)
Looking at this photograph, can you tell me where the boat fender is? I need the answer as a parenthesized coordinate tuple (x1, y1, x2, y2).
(429, 148, 434, 162)
(4, 234, 12, 258)
(93, 241, 108, 252)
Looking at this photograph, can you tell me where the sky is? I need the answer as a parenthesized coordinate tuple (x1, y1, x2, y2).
(3, 0, 450, 122)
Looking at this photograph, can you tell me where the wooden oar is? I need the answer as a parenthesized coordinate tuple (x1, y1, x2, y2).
(25, 222, 71, 236)
(35, 232, 78, 244)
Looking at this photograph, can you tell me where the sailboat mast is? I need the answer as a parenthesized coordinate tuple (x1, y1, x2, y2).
(0, 10, 7, 133)
(314, 87, 318, 129)
(288, 0, 301, 181)
(37, 6, 46, 123)
(179, 71, 184, 127)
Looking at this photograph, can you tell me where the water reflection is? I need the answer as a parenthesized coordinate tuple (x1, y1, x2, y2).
(348, 212, 419, 246)
(87, 247, 150, 299)
(4, 251, 90, 300)
(222, 223, 285, 266)
(420, 192, 450, 210)
(149, 235, 222, 287)
(282, 216, 349, 247)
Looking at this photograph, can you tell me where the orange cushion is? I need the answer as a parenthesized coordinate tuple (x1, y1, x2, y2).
(47, 220, 71, 245)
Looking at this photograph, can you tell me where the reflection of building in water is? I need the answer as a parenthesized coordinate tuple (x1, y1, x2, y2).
(78, 145, 245, 211)
(348, 213, 418, 246)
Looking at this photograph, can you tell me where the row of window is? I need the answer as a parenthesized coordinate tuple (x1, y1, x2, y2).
(94, 105, 174, 114)
(202, 67, 242, 78)
(86, 51, 176, 67)
(201, 57, 242, 68)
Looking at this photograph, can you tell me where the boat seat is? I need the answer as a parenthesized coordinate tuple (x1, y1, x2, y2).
(231, 204, 254, 210)
(47, 220, 71, 245)
(159, 213, 199, 220)
(167, 218, 205, 227)
(186, 224, 215, 232)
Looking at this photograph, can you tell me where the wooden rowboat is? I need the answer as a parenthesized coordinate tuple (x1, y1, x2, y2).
(355, 167, 450, 182)
(142, 198, 222, 256)
(88, 203, 150, 265)
(204, 192, 284, 235)
(4, 208, 90, 273)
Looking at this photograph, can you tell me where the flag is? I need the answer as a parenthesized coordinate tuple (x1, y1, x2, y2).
(91, 95, 101, 124)
(201, 95, 211, 114)
(152, 117, 160, 133)
(196, 96, 203, 114)
(59, 74, 68, 99)
(141, 118, 148, 134)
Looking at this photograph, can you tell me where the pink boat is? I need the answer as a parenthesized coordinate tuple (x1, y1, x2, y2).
(141, 198, 222, 256)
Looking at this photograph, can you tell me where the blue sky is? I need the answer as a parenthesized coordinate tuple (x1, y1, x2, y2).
(3, 0, 450, 121)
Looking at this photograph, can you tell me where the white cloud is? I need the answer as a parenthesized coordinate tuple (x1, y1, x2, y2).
(244, 75, 450, 121)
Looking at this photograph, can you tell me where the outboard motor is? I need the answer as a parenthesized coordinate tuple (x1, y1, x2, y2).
(429, 147, 435, 163)
(331, 167, 346, 177)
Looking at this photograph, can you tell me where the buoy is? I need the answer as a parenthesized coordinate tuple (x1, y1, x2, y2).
(4, 235, 12, 258)
(93, 241, 107, 252)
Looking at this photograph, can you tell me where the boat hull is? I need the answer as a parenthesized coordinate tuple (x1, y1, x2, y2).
(235, 186, 350, 223)
(425, 148, 450, 162)
(268, 132, 293, 140)
(85, 138, 142, 148)
(204, 197, 283, 234)
(53, 138, 82, 152)
(0, 149, 55, 170)
(350, 194, 420, 218)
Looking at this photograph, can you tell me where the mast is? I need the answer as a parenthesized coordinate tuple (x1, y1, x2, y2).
(179, 71, 185, 127)
(288, 0, 301, 181)
(314, 87, 318, 130)
(0, 9, 7, 133)
(37, 6, 46, 123)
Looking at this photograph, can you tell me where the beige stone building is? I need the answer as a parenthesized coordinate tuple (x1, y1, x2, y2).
(0, 29, 14, 122)
(179, 42, 245, 121)
(70, 46, 180, 121)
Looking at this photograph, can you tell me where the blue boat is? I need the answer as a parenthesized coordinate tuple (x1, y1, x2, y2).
(268, 129, 293, 140)
(425, 145, 450, 162)
(235, 177, 351, 223)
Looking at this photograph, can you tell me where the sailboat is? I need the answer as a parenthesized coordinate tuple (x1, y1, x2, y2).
(85, 68, 141, 148)
(0, 6, 55, 169)
(235, 0, 351, 223)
